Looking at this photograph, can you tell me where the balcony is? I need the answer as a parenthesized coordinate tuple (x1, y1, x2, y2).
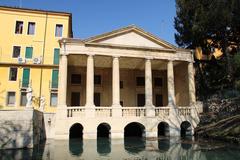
(66, 106, 199, 118)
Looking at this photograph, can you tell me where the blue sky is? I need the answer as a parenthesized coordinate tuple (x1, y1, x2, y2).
(0, 0, 177, 45)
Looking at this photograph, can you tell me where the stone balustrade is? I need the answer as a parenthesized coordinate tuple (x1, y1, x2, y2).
(66, 106, 199, 118)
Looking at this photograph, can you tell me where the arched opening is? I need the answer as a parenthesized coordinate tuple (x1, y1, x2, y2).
(180, 121, 192, 137)
(97, 123, 111, 138)
(158, 122, 170, 137)
(124, 122, 145, 137)
(69, 123, 83, 139)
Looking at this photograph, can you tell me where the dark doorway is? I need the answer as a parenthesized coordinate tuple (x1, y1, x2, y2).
(124, 122, 145, 137)
(180, 121, 192, 137)
(94, 92, 101, 106)
(97, 123, 111, 138)
(156, 94, 163, 106)
(71, 92, 80, 106)
(69, 123, 83, 139)
(137, 94, 145, 107)
(158, 122, 169, 137)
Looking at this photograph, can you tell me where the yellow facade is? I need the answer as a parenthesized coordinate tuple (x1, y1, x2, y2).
(0, 6, 72, 112)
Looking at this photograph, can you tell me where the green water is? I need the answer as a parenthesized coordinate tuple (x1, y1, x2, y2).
(0, 137, 240, 160)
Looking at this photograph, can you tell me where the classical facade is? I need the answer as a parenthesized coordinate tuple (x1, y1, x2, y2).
(54, 26, 202, 140)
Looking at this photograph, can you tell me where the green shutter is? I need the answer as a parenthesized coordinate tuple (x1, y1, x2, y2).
(53, 48, 60, 65)
(52, 69, 58, 88)
(25, 47, 33, 58)
(22, 68, 30, 87)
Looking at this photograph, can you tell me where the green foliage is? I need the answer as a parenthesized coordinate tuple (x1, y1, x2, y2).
(175, 0, 240, 97)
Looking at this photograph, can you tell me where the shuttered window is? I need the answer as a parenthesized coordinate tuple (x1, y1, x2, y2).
(25, 47, 33, 59)
(53, 48, 60, 65)
(22, 68, 30, 88)
(51, 69, 59, 88)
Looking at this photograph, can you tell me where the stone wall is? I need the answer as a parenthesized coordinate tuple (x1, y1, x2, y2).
(0, 109, 45, 149)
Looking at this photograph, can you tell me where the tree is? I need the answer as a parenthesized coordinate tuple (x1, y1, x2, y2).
(174, 0, 240, 98)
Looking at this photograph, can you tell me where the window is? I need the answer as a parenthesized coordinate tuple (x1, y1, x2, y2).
(50, 93, 58, 106)
(27, 22, 35, 35)
(156, 94, 163, 107)
(53, 48, 60, 65)
(71, 74, 81, 84)
(136, 77, 145, 86)
(55, 24, 63, 37)
(120, 81, 123, 89)
(51, 69, 59, 89)
(94, 92, 101, 106)
(154, 77, 163, 87)
(25, 47, 33, 59)
(20, 91, 27, 106)
(71, 92, 80, 106)
(94, 75, 101, 85)
(137, 94, 145, 107)
(7, 92, 15, 106)
(15, 21, 23, 34)
(22, 68, 30, 88)
(9, 67, 18, 81)
(12, 46, 21, 58)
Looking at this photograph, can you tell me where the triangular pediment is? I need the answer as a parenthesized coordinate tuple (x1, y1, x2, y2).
(83, 25, 176, 50)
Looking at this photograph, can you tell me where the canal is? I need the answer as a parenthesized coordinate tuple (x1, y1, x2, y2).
(0, 137, 240, 160)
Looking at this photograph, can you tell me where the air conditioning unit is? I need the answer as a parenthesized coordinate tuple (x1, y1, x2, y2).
(33, 57, 42, 64)
(17, 57, 26, 64)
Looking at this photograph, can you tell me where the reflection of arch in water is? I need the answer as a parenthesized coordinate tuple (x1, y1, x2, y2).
(124, 122, 145, 137)
(124, 137, 146, 154)
(180, 121, 192, 137)
(158, 122, 170, 137)
(158, 138, 170, 152)
(97, 123, 111, 138)
(69, 123, 83, 139)
(97, 137, 111, 155)
(69, 139, 83, 156)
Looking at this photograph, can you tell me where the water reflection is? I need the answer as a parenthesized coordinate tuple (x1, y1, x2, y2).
(97, 137, 111, 155)
(69, 138, 83, 156)
(1, 138, 240, 160)
(158, 137, 170, 152)
(124, 137, 145, 154)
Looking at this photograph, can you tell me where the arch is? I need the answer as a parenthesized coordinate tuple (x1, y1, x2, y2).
(158, 122, 170, 137)
(97, 123, 111, 138)
(180, 121, 192, 137)
(69, 123, 83, 139)
(124, 122, 145, 137)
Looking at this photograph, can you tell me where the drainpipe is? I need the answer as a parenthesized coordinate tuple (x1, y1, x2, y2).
(38, 12, 48, 108)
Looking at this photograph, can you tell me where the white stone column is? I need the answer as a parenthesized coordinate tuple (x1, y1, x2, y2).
(145, 59, 153, 106)
(167, 60, 175, 106)
(85, 54, 95, 117)
(85, 54, 94, 106)
(112, 56, 122, 117)
(58, 54, 68, 107)
(188, 62, 196, 105)
(145, 58, 155, 117)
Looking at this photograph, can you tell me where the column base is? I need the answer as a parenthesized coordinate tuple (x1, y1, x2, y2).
(111, 105, 122, 117)
(145, 105, 155, 117)
(85, 105, 95, 118)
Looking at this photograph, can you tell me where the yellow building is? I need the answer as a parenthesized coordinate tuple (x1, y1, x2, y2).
(0, 6, 73, 112)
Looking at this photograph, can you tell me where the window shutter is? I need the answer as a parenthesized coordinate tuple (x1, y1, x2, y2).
(51, 69, 59, 88)
(53, 48, 60, 65)
(25, 47, 33, 58)
(22, 68, 30, 87)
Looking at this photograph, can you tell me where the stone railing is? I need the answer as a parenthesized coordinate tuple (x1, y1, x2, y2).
(178, 107, 191, 116)
(122, 107, 146, 117)
(67, 106, 85, 117)
(155, 107, 170, 117)
(95, 107, 112, 117)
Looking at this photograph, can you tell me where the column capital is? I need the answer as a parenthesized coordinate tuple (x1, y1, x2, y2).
(145, 56, 154, 60)
(87, 53, 95, 57)
(113, 55, 120, 59)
